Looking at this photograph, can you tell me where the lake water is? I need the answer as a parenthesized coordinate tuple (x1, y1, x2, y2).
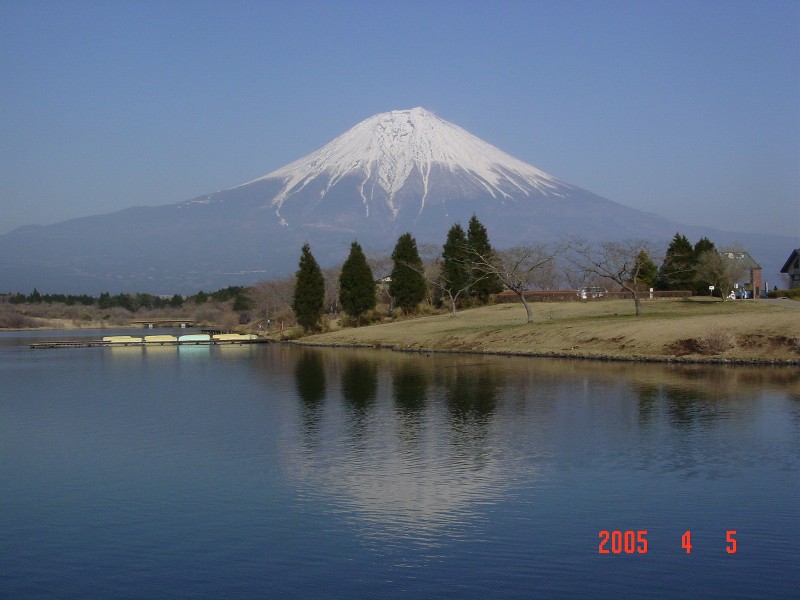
(1, 330, 798, 599)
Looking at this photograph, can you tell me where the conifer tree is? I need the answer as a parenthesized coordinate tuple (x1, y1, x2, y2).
(389, 232, 426, 313)
(466, 214, 502, 303)
(339, 241, 376, 319)
(441, 223, 471, 301)
(657, 233, 694, 290)
(292, 243, 325, 332)
(693, 236, 716, 258)
(692, 237, 717, 294)
(634, 250, 658, 287)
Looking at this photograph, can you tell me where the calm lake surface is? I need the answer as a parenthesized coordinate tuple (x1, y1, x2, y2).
(1, 330, 798, 599)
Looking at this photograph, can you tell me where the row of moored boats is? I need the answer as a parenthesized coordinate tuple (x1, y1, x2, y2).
(102, 333, 259, 344)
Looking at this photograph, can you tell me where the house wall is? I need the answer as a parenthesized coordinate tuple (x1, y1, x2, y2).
(788, 265, 800, 289)
(784, 253, 800, 289)
(751, 267, 762, 295)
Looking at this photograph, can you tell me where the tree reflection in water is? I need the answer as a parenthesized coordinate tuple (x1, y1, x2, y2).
(341, 358, 378, 438)
(281, 347, 798, 553)
(294, 349, 326, 441)
(440, 363, 503, 463)
(392, 361, 428, 447)
(634, 383, 659, 424)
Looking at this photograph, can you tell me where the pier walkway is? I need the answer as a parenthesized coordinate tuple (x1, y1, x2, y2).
(30, 334, 266, 349)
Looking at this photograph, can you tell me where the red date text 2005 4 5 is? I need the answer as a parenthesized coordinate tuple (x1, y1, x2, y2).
(598, 530, 737, 554)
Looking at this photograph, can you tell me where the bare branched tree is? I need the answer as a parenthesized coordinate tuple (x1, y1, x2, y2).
(561, 260, 590, 291)
(694, 250, 746, 301)
(417, 243, 445, 307)
(366, 253, 395, 311)
(366, 254, 393, 281)
(322, 266, 342, 315)
(567, 238, 661, 317)
(528, 257, 561, 290)
(417, 243, 442, 264)
(466, 243, 558, 323)
(250, 277, 296, 326)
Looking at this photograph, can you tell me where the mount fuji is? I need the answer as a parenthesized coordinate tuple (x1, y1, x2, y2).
(0, 108, 793, 294)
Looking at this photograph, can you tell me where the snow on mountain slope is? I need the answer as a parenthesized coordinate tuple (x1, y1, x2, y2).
(1, 106, 792, 294)
(249, 108, 567, 223)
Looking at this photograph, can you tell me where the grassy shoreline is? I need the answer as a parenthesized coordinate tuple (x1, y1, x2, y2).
(297, 298, 800, 365)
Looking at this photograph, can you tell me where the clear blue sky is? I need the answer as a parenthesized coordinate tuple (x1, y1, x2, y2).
(1, 0, 798, 237)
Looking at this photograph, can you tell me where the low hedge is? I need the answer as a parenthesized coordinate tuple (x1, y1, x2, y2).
(767, 289, 800, 300)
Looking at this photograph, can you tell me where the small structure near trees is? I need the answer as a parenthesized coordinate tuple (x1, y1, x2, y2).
(694, 251, 746, 301)
(721, 251, 761, 298)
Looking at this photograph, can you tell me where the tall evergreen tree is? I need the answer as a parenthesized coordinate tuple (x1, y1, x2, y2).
(466, 214, 503, 302)
(292, 243, 325, 332)
(441, 223, 471, 301)
(634, 250, 658, 287)
(692, 237, 717, 294)
(657, 233, 694, 290)
(693, 236, 716, 258)
(389, 232, 427, 313)
(339, 241, 376, 319)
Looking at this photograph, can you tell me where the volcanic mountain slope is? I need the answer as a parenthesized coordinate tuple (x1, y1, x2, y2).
(216, 107, 678, 242)
(0, 108, 793, 294)
(253, 107, 565, 229)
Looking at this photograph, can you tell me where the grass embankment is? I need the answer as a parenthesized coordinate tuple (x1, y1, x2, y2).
(299, 298, 800, 363)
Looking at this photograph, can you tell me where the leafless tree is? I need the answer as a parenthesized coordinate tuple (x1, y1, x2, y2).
(414, 243, 441, 306)
(436, 255, 491, 315)
(366, 253, 394, 311)
(466, 243, 558, 323)
(567, 238, 661, 316)
(421, 259, 441, 307)
(322, 266, 341, 315)
(561, 259, 589, 291)
(694, 250, 746, 301)
(417, 243, 441, 264)
(528, 257, 562, 290)
(366, 254, 393, 281)
(250, 277, 296, 326)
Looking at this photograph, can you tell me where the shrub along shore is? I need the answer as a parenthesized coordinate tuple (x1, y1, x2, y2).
(294, 298, 800, 365)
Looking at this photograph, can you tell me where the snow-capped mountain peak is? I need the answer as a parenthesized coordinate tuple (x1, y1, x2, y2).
(1, 106, 788, 295)
(251, 108, 567, 223)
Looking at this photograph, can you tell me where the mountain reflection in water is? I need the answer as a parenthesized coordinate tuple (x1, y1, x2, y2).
(2, 334, 797, 599)
(285, 352, 529, 545)
(278, 347, 798, 549)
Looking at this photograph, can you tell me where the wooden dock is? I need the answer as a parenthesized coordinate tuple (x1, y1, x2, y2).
(30, 335, 268, 350)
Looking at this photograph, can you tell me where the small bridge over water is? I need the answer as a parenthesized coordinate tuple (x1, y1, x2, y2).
(130, 318, 195, 329)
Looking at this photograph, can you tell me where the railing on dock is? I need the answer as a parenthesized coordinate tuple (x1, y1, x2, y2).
(130, 319, 196, 329)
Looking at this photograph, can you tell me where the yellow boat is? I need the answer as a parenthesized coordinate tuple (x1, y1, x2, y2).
(144, 335, 178, 343)
(103, 335, 143, 344)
